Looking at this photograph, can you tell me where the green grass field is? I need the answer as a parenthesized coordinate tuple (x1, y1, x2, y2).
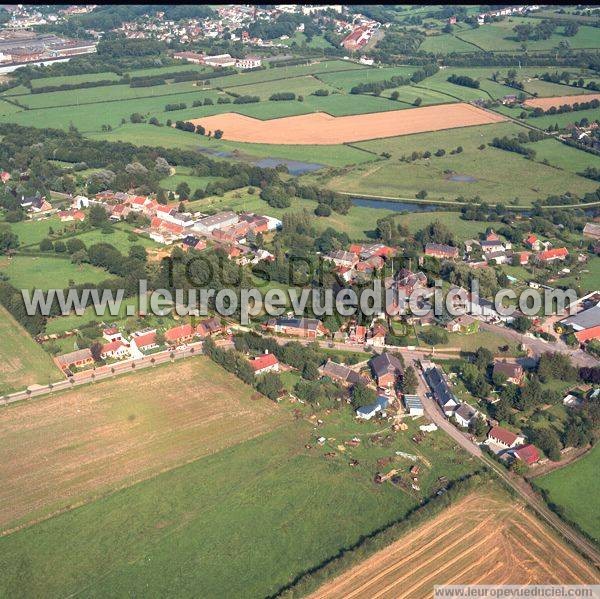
(0, 255, 109, 290)
(315, 65, 416, 92)
(0, 305, 61, 394)
(530, 138, 600, 174)
(419, 33, 478, 53)
(0, 399, 477, 597)
(454, 19, 600, 53)
(322, 121, 599, 204)
(535, 444, 600, 543)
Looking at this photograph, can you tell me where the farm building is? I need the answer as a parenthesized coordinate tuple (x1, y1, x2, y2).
(403, 394, 424, 417)
(486, 426, 525, 451)
(356, 395, 389, 421)
(320, 360, 365, 386)
(193, 211, 238, 235)
(424, 366, 459, 416)
(265, 317, 327, 339)
(369, 352, 403, 388)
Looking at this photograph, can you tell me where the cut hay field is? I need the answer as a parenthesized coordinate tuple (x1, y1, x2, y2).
(0, 398, 478, 598)
(310, 487, 600, 599)
(0, 357, 286, 532)
(0, 305, 60, 395)
(322, 121, 599, 204)
(188, 103, 506, 145)
(0, 255, 109, 290)
(535, 444, 600, 543)
(524, 93, 600, 110)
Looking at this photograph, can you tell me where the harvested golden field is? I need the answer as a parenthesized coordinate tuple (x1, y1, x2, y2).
(188, 103, 507, 145)
(0, 357, 285, 533)
(310, 489, 600, 599)
(524, 93, 600, 110)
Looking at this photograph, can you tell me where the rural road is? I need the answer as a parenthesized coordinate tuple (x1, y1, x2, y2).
(479, 321, 598, 367)
(413, 358, 600, 569)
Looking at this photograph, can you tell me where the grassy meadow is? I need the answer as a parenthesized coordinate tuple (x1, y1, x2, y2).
(535, 444, 600, 543)
(0, 305, 61, 394)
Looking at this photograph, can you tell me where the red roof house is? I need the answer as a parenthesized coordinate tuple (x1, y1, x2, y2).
(536, 247, 569, 263)
(487, 426, 525, 449)
(512, 444, 540, 465)
(574, 325, 600, 343)
(250, 353, 280, 375)
(164, 323, 195, 345)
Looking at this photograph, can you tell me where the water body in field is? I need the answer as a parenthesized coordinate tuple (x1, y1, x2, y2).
(254, 158, 325, 175)
(449, 175, 478, 182)
(352, 198, 441, 212)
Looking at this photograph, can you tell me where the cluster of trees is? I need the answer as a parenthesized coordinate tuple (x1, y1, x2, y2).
(29, 78, 122, 95)
(490, 136, 536, 159)
(529, 98, 600, 117)
(232, 95, 260, 104)
(513, 20, 557, 42)
(129, 75, 166, 88)
(165, 102, 187, 111)
(259, 181, 351, 215)
(350, 64, 437, 95)
(269, 92, 296, 101)
(447, 74, 480, 89)
(192, 98, 214, 107)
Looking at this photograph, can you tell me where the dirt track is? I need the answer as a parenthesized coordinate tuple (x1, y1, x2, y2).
(524, 93, 600, 110)
(188, 103, 507, 145)
(309, 490, 599, 599)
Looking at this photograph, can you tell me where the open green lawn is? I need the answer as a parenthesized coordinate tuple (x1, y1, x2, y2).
(0, 255, 109, 290)
(530, 138, 600, 175)
(522, 79, 596, 98)
(89, 123, 374, 167)
(315, 65, 415, 92)
(0, 403, 477, 598)
(71, 224, 158, 253)
(323, 122, 599, 204)
(159, 169, 221, 194)
(29, 71, 122, 89)
(419, 32, 478, 53)
(382, 85, 457, 107)
(7, 216, 63, 246)
(227, 74, 337, 98)
(0, 304, 60, 394)
(455, 19, 600, 53)
(536, 444, 600, 543)
(525, 107, 600, 129)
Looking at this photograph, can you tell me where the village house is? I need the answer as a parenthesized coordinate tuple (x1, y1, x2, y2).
(181, 235, 207, 252)
(20, 195, 52, 214)
(250, 352, 279, 376)
(55, 348, 94, 371)
(561, 303, 600, 344)
(574, 325, 600, 344)
(196, 316, 222, 338)
(424, 242, 459, 260)
(445, 314, 479, 334)
(369, 352, 403, 388)
(58, 209, 85, 222)
(100, 340, 130, 360)
(536, 247, 569, 264)
(583, 222, 600, 240)
(366, 322, 386, 347)
(102, 326, 122, 342)
(423, 364, 459, 416)
(320, 360, 366, 386)
(486, 425, 525, 451)
(265, 317, 327, 339)
(511, 444, 540, 465)
(164, 323, 195, 346)
(348, 324, 366, 344)
(453, 403, 480, 428)
(130, 330, 158, 353)
(493, 360, 525, 385)
(524, 234, 541, 251)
